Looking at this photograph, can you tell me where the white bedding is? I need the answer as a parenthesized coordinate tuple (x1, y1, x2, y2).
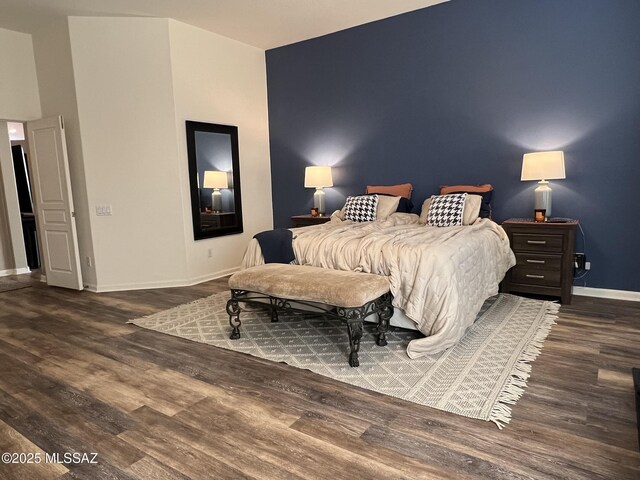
(242, 213, 515, 358)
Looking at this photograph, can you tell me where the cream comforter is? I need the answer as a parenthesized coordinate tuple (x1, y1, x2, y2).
(242, 214, 515, 358)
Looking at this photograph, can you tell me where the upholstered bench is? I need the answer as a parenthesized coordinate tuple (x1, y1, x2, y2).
(226, 264, 393, 367)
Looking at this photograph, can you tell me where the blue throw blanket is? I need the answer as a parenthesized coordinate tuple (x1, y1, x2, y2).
(253, 228, 295, 264)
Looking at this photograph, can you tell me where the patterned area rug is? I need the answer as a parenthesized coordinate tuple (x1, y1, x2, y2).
(129, 292, 558, 428)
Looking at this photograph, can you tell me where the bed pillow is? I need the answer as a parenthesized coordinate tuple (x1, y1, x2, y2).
(440, 184, 493, 218)
(343, 194, 379, 222)
(376, 195, 401, 220)
(366, 183, 413, 199)
(419, 194, 482, 226)
(424, 193, 468, 227)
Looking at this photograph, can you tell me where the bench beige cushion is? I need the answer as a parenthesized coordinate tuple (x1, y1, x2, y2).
(229, 264, 390, 308)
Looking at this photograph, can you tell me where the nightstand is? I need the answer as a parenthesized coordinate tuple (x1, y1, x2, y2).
(200, 212, 235, 229)
(501, 218, 578, 304)
(291, 214, 332, 228)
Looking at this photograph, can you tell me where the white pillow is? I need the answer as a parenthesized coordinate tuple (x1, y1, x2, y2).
(419, 194, 482, 226)
(376, 195, 401, 221)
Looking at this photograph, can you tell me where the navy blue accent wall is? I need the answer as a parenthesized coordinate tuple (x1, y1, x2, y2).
(266, 0, 640, 292)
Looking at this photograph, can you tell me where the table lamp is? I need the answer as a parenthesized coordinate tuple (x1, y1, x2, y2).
(521, 151, 565, 218)
(304, 166, 333, 215)
(203, 170, 228, 213)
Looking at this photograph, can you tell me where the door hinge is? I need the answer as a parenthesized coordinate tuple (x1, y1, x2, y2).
(71, 211, 76, 217)
(60, 116, 64, 129)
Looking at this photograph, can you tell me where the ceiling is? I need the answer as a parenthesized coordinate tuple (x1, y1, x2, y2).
(0, 0, 448, 50)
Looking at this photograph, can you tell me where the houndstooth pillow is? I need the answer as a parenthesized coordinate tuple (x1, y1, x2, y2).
(427, 193, 467, 227)
(343, 194, 378, 222)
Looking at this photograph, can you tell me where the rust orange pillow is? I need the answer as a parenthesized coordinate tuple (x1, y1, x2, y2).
(439, 184, 493, 218)
(440, 183, 493, 195)
(366, 183, 413, 199)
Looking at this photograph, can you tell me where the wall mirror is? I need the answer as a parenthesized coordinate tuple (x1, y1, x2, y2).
(186, 121, 243, 240)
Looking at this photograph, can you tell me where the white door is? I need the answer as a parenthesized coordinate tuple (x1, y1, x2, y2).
(26, 116, 83, 290)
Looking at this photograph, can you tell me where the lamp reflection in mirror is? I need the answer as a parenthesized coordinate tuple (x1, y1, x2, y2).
(521, 151, 565, 218)
(203, 170, 228, 213)
(304, 166, 333, 215)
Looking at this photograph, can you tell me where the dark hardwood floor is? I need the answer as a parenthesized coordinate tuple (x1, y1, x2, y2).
(0, 276, 638, 479)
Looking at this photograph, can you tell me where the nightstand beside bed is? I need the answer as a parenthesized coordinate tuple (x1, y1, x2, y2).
(291, 214, 332, 228)
(500, 218, 578, 304)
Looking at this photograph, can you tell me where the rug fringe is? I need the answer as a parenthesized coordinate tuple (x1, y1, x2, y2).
(490, 301, 559, 429)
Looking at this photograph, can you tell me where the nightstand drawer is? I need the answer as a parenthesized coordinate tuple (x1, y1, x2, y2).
(511, 267, 561, 287)
(512, 233, 563, 253)
(514, 253, 562, 270)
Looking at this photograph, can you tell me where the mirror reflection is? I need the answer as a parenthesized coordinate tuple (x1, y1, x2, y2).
(186, 121, 243, 239)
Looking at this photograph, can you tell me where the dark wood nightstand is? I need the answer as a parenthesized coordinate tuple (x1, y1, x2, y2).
(291, 214, 332, 228)
(501, 218, 578, 304)
(200, 212, 236, 229)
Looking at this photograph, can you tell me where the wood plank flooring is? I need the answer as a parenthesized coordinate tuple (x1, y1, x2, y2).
(0, 276, 638, 479)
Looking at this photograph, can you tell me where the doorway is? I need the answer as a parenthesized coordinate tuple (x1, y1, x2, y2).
(1, 121, 39, 274)
(9, 123, 40, 270)
(1, 117, 83, 290)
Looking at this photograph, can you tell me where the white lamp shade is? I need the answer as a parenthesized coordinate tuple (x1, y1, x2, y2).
(304, 166, 333, 188)
(521, 151, 566, 181)
(203, 170, 228, 189)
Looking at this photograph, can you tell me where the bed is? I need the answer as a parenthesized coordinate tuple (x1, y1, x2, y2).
(242, 207, 515, 358)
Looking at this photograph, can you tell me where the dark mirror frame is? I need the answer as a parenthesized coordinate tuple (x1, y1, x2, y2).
(186, 120, 243, 240)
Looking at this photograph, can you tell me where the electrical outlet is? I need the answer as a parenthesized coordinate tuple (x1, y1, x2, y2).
(96, 205, 113, 216)
(86, 256, 92, 267)
(207, 248, 212, 258)
(585, 262, 591, 270)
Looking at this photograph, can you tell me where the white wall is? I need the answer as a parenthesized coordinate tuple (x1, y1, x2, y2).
(0, 17, 272, 289)
(168, 20, 273, 282)
(65, 17, 271, 291)
(68, 17, 189, 290)
(0, 27, 41, 121)
(31, 18, 96, 286)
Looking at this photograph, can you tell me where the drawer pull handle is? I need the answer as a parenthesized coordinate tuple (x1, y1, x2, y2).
(526, 259, 546, 264)
(527, 240, 547, 245)
(526, 274, 545, 279)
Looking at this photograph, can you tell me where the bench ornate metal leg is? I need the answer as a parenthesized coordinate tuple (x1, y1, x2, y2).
(346, 319, 363, 367)
(376, 293, 393, 347)
(269, 296, 279, 323)
(339, 306, 366, 367)
(227, 290, 242, 340)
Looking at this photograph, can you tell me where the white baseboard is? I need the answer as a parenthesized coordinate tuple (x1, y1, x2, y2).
(85, 267, 240, 293)
(0, 267, 31, 277)
(84, 278, 188, 293)
(186, 267, 239, 286)
(573, 286, 640, 302)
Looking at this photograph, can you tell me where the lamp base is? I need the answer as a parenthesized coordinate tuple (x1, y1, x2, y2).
(534, 180, 552, 218)
(212, 189, 223, 213)
(313, 187, 326, 215)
